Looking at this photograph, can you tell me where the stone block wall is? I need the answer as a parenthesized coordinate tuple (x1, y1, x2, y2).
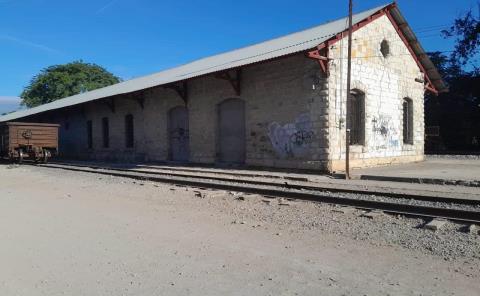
(47, 53, 331, 170)
(32, 15, 428, 172)
(326, 15, 425, 171)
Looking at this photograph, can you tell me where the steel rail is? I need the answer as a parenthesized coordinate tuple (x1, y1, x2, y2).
(44, 161, 480, 206)
(33, 162, 480, 224)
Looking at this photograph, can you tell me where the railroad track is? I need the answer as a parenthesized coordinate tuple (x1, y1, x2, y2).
(32, 162, 480, 224)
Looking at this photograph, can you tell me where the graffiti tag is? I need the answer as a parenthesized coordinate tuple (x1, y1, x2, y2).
(371, 114, 399, 149)
(21, 130, 33, 139)
(267, 113, 315, 158)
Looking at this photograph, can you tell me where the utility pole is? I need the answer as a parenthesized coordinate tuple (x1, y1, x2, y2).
(345, 0, 353, 180)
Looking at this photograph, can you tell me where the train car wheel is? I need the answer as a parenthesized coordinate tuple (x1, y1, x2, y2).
(18, 149, 24, 164)
(43, 149, 50, 163)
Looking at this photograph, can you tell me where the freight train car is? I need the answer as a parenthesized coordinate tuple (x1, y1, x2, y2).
(0, 122, 60, 163)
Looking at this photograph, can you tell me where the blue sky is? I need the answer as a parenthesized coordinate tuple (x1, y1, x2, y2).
(0, 0, 477, 113)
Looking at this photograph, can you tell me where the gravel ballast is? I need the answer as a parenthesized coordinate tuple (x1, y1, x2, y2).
(1, 164, 479, 295)
(30, 165, 480, 262)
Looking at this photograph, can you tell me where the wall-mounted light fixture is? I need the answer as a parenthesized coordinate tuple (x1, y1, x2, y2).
(415, 78, 425, 84)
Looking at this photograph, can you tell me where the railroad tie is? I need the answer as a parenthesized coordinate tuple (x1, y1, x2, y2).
(360, 210, 384, 219)
(424, 218, 447, 231)
(332, 206, 356, 214)
(469, 224, 480, 235)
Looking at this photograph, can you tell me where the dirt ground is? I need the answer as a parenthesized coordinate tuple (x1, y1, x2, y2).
(0, 165, 479, 296)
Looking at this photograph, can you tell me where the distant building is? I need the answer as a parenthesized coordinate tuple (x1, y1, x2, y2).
(0, 3, 446, 172)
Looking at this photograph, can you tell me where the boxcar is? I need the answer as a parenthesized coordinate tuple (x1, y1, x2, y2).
(0, 122, 60, 163)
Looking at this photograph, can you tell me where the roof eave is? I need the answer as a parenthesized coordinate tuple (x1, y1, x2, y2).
(387, 3, 448, 94)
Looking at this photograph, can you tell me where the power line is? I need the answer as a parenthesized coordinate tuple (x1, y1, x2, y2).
(330, 50, 455, 60)
(349, 31, 445, 43)
(415, 27, 449, 34)
(414, 24, 451, 33)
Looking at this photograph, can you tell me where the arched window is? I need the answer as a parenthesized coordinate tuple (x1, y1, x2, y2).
(86, 120, 93, 149)
(102, 117, 109, 148)
(125, 114, 134, 148)
(347, 89, 365, 145)
(403, 98, 414, 144)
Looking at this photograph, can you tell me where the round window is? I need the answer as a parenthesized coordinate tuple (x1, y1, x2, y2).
(380, 39, 390, 58)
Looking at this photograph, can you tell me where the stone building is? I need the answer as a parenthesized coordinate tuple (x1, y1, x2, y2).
(0, 3, 447, 172)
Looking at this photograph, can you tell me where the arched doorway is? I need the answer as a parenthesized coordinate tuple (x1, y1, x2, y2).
(168, 106, 190, 162)
(217, 98, 245, 164)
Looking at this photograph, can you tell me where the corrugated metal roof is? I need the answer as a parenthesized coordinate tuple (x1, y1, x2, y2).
(388, 6, 449, 93)
(1, 2, 444, 122)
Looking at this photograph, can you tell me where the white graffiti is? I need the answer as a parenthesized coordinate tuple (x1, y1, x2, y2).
(267, 113, 315, 158)
(371, 114, 399, 149)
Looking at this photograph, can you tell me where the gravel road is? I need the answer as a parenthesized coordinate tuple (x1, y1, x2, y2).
(0, 164, 479, 296)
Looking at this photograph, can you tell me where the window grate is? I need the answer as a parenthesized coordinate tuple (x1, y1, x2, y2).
(347, 90, 365, 145)
(403, 98, 414, 144)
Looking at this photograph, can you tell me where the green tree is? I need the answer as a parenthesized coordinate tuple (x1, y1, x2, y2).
(425, 2, 480, 152)
(427, 51, 464, 82)
(21, 61, 121, 108)
(442, 2, 480, 70)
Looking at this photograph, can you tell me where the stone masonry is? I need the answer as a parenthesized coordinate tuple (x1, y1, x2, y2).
(32, 13, 426, 172)
(327, 14, 425, 171)
(46, 54, 330, 170)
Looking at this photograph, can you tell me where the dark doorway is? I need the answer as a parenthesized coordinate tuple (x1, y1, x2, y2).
(168, 106, 190, 162)
(217, 98, 246, 164)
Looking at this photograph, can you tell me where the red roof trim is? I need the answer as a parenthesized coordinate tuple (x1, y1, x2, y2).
(384, 5, 438, 95)
(312, 3, 439, 95)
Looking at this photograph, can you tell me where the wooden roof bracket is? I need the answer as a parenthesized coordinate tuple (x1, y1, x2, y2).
(215, 69, 242, 96)
(129, 92, 145, 109)
(165, 81, 188, 105)
(425, 79, 439, 95)
(307, 4, 440, 96)
(103, 97, 115, 113)
(306, 7, 388, 77)
(307, 45, 330, 76)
